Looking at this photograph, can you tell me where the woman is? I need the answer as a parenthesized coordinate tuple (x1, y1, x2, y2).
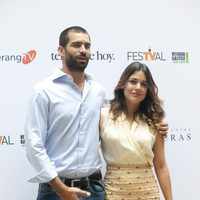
(100, 62, 173, 200)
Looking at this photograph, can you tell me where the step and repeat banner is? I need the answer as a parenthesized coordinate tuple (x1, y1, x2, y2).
(0, 0, 199, 199)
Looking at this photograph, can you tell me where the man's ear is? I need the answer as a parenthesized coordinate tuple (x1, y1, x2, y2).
(58, 46, 64, 57)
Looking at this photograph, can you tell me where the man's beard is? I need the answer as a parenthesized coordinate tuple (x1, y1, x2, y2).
(65, 54, 89, 72)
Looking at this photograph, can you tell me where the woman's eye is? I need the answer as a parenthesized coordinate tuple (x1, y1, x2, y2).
(128, 79, 148, 88)
(141, 82, 148, 87)
(129, 80, 137, 85)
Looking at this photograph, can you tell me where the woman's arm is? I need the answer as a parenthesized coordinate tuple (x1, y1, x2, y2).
(153, 133, 173, 200)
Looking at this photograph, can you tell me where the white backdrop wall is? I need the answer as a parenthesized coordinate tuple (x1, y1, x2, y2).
(0, 0, 199, 199)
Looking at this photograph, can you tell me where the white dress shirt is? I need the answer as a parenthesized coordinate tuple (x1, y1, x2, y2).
(25, 68, 105, 183)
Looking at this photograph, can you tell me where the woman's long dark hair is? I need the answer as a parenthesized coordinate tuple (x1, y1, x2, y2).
(110, 62, 165, 130)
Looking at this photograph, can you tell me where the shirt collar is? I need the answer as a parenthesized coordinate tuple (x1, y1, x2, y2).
(50, 68, 94, 81)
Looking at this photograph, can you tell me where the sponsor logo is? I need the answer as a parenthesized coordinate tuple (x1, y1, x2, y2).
(171, 52, 189, 63)
(51, 51, 115, 63)
(20, 134, 26, 146)
(90, 51, 115, 63)
(51, 53, 61, 61)
(0, 135, 14, 145)
(165, 127, 192, 142)
(0, 50, 37, 64)
(127, 48, 166, 62)
(0, 134, 26, 147)
(22, 50, 37, 64)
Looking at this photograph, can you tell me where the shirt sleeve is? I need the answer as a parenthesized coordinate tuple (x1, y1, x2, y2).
(24, 87, 57, 183)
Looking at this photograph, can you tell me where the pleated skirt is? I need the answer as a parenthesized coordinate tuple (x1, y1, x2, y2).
(104, 164, 160, 200)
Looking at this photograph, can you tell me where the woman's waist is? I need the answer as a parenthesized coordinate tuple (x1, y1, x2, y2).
(106, 163, 152, 169)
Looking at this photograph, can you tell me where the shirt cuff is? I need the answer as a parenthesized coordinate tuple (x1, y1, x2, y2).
(27, 164, 58, 183)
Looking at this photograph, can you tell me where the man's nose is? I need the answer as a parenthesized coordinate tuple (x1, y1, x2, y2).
(80, 45, 86, 53)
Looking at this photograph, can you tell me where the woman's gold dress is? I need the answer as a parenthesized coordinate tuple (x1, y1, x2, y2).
(100, 107, 160, 200)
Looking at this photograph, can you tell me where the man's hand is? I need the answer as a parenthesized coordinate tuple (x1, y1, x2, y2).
(155, 120, 168, 137)
(49, 176, 90, 200)
(61, 186, 90, 200)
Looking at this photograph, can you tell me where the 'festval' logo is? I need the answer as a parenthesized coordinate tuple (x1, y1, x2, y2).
(127, 48, 166, 61)
(0, 49, 37, 64)
(0, 135, 14, 145)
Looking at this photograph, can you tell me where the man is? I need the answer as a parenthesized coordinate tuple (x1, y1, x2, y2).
(25, 26, 168, 200)
(25, 26, 105, 200)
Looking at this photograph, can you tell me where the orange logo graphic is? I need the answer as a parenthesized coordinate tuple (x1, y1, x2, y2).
(22, 50, 37, 64)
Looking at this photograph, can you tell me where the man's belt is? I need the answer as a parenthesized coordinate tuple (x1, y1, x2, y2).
(61, 170, 102, 189)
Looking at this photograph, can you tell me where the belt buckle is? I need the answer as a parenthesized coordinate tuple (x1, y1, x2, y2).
(71, 179, 81, 187)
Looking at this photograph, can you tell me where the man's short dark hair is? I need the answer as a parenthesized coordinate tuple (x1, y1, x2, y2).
(59, 26, 90, 47)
